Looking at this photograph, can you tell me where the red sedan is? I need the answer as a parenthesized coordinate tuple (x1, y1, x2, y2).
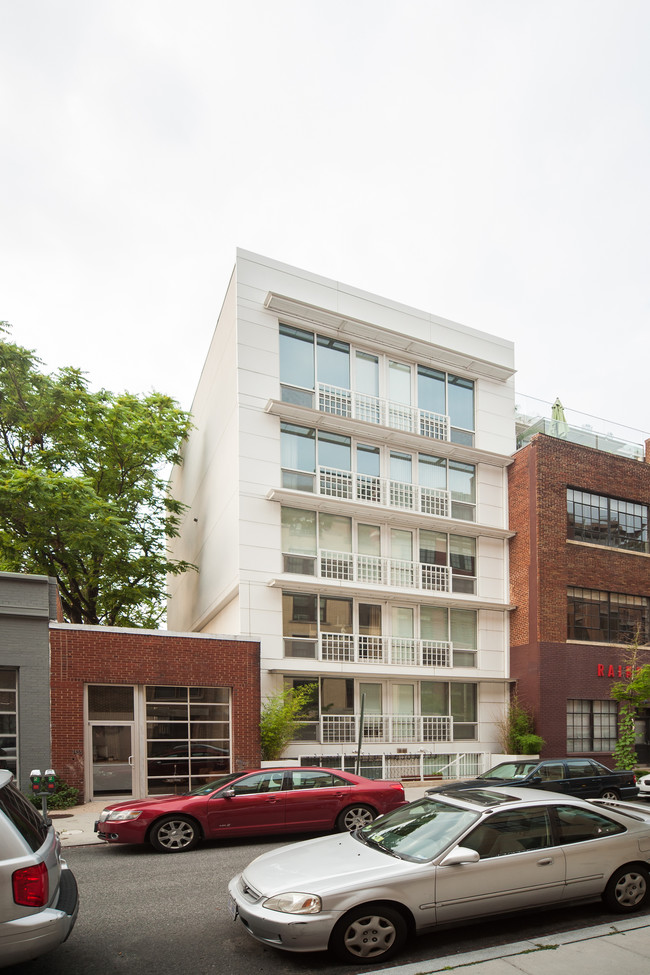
(95, 766, 407, 853)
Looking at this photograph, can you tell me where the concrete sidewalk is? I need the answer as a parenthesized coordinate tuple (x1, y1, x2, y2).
(51, 790, 650, 975)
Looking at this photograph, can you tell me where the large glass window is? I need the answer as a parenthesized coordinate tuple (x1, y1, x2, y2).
(449, 460, 476, 520)
(421, 681, 477, 739)
(417, 365, 446, 415)
(448, 374, 475, 444)
(279, 324, 475, 444)
(567, 699, 618, 752)
(420, 607, 477, 667)
(0, 670, 17, 778)
(280, 324, 314, 405)
(568, 588, 649, 645)
(281, 507, 317, 574)
(317, 335, 350, 388)
(568, 488, 648, 553)
(450, 535, 477, 593)
(451, 683, 478, 739)
(281, 423, 316, 490)
(318, 430, 351, 471)
(146, 687, 230, 795)
(282, 592, 318, 657)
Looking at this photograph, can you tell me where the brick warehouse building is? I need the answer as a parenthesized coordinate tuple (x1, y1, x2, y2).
(509, 429, 650, 762)
(48, 624, 260, 802)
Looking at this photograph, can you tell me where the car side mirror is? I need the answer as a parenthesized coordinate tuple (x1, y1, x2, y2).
(439, 846, 481, 866)
(530, 776, 543, 784)
(222, 787, 236, 798)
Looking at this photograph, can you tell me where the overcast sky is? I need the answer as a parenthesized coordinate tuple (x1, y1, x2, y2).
(1, 1, 648, 444)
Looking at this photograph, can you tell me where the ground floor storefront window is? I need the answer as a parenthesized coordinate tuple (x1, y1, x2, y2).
(87, 684, 231, 798)
(0, 670, 17, 778)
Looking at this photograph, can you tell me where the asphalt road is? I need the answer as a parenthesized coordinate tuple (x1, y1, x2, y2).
(8, 833, 650, 975)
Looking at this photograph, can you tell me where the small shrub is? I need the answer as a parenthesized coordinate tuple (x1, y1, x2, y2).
(516, 733, 545, 755)
(26, 775, 79, 810)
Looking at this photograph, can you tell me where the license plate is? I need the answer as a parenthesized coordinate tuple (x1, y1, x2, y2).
(227, 894, 238, 921)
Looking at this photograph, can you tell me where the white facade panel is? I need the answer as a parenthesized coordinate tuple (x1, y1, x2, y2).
(168, 251, 517, 770)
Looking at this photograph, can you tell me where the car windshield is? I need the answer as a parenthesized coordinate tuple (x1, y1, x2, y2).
(355, 797, 480, 863)
(478, 762, 540, 780)
(187, 773, 244, 796)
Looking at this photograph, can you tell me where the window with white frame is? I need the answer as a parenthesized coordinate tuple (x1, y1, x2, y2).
(282, 593, 477, 667)
(0, 670, 17, 777)
(279, 323, 475, 444)
(280, 424, 476, 520)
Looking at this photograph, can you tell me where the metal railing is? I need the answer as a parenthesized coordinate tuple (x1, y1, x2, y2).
(317, 549, 453, 592)
(298, 752, 488, 780)
(319, 633, 452, 667)
(316, 466, 451, 517)
(317, 383, 450, 441)
(321, 713, 454, 744)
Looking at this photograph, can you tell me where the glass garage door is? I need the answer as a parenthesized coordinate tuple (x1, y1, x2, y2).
(146, 686, 231, 795)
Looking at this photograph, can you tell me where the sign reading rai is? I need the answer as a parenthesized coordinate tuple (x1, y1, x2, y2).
(597, 664, 644, 678)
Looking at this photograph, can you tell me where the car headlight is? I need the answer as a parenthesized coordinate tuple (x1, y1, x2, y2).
(263, 892, 322, 914)
(102, 809, 143, 822)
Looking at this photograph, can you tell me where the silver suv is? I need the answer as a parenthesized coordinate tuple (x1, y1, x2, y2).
(0, 769, 79, 967)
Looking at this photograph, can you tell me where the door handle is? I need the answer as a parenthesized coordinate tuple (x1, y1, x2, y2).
(128, 755, 134, 767)
(537, 857, 554, 865)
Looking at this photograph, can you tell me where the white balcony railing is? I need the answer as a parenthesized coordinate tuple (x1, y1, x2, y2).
(317, 466, 450, 517)
(320, 633, 452, 667)
(317, 383, 450, 441)
(321, 713, 454, 744)
(317, 549, 452, 592)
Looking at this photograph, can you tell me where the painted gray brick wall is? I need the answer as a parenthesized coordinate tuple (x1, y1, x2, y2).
(0, 571, 58, 791)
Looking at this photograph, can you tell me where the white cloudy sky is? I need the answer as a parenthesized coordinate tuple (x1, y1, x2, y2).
(1, 1, 649, 442)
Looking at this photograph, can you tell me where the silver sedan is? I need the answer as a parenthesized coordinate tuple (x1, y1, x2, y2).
(228, 785, 650, 964)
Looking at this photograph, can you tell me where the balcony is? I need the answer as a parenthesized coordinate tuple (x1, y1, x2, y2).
(316, 383, 451, 441)
(315, 466, 451, 517)
(321, 713, 454, 744)
(283, 549, 455, 593)
(322, 633, 452, 667)
(283, 633, 454, 667)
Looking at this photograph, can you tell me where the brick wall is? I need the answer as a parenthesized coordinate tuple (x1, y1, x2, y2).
(508, 434, 650, 759)
(49, 625, 261, 797)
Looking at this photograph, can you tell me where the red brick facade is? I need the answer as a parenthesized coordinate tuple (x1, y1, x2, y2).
(49, 625, 261, 800)
(508, 434, 650, 759)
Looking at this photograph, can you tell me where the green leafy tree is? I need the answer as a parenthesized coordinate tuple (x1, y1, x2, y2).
(260, 684, 318, 761)
(610, 638, 650, 770)
(0, 323, 194, 626)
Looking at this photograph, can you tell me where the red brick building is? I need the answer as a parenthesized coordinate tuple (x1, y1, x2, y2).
(509, 433, 650, 762)
(49, 624, 260, 802)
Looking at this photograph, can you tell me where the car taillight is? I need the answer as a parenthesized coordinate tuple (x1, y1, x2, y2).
(12, 862, 49, 907)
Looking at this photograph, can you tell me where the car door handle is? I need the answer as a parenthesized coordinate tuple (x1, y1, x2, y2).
(537, 857, 554, 865)
(265, 798, 281, 803)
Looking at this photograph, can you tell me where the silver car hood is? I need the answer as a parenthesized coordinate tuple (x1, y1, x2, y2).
(242, 831, 419, 896)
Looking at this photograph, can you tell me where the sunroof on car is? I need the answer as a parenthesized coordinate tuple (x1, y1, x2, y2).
(435, 788, 518, 807)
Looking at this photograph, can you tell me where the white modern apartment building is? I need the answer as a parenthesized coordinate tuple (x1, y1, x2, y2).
(167, 250, 516, 779)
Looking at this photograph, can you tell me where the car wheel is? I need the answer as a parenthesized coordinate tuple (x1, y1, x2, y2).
(599, 788, 620, 800)
(603, 865, 650, 913)
(149, 815, 200, 853)
(329, 903, 407, 963)
(336, 804, 376, 831)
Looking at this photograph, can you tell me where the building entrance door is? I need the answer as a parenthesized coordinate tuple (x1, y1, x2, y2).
(90, 724, 135, 798)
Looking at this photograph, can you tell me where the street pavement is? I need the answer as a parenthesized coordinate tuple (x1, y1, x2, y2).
(51, 787, 650, 974)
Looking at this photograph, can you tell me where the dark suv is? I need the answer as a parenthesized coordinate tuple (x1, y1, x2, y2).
(0, 769, 79, 967)
(426, 758, 638, 800)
